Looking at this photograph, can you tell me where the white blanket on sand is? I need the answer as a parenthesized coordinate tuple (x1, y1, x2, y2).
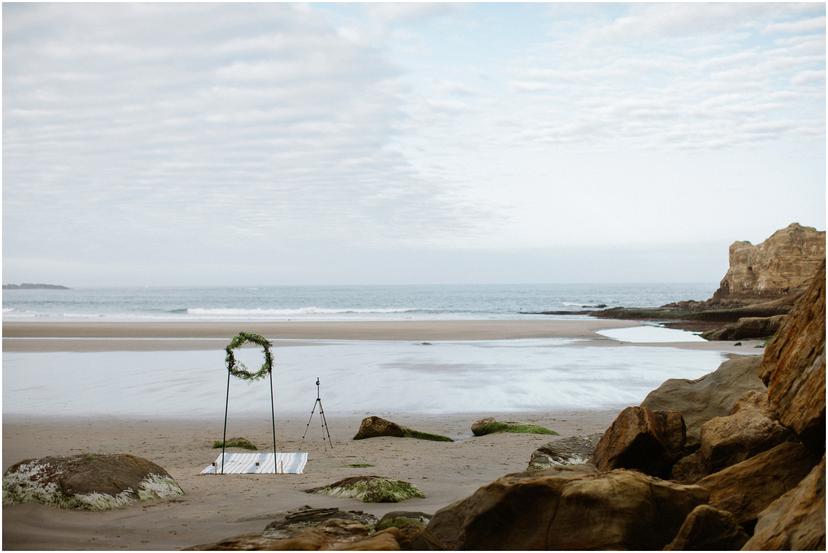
(201, 452, 308, 474)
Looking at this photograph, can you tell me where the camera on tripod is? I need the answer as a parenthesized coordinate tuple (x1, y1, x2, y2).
(302, 377, 333, 449)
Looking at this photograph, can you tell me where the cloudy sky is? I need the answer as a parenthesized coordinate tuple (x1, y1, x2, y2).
(3, 3, 825, 285)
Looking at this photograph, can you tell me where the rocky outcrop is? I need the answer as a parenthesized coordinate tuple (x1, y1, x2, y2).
(417, 469, 707, 550)
(592, 406, 686, 478)
(696, 441, 820, 527)
(471, 418, 557, 436)
(701, 315, 786, 341)
(2, 453, 183, 511)
(760, 260, 826, 451)
(744, 456, 826, 550)
(187, 507, 385, 550)
(526, 433, 602, 471)
(664, 505, 749, 551)
(641, 356, 765, 447)
(306, 476, 425, 503)
(590, 224, 825, 339)
(2, 282, 69, 290)
(712, 223, 825, 303)
(353, 416, 453, 442)
(675, 401, 790, 482)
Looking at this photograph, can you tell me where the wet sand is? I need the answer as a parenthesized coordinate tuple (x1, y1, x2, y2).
(2, 318, 762, 549)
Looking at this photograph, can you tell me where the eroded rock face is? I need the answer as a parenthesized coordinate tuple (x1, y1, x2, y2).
(2, 453, 183, 511)
(526, 434, 602, 471)
(419, 469, 707, 550)
(592, 406, 686, 478)
(744, 456, 826, 550)
(696, 441, 820, 527)
(697, 402, 790, 474)
(701, 315, 786, 341)
(712, 223, 825, 303)
(664, 505, 749, 551)
(641, 356, 765, 447)
(760, 261, 826, 451)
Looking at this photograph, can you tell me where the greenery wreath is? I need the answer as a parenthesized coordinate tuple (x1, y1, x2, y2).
(225, 332, 273, 381)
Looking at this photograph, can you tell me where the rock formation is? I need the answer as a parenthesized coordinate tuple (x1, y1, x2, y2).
(353, 416, 453, 442)
(2, 453, 183, 511)
(696, 441, 820, 527)
(641, 356, 765, 446)
(701, 315, 786, 341)
(471, 417, 557, 436)
(664, 505, 749, 551)
(713, 223, 825, 303)
(760, 260, 826, 450)
(526, 433, 602, 471)
(305, 475, 425, 503)
(187, 507, 385, 550)
(744, 456, 826, 550)
(418, 468, 707, 550)
(591, 406, 686, 478)
(591, 223, 825, 341)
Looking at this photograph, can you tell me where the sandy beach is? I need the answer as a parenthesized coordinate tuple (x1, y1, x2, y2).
(2, 411, 619, 550)
(2, 319, 762, 550)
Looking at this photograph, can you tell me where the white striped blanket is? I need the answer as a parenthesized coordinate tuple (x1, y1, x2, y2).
(201, 452, 308, 475)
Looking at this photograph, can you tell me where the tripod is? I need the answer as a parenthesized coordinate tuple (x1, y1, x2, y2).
(301, 377, 333, 449)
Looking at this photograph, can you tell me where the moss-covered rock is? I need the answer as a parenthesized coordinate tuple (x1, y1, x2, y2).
(212, 437, 257, 450)
(3, 453, 183, 511)
(353, 416, 453, 442)
(376, 510, 432, 530)
(306, 476, 425, 503)
(471, 418, 558, 437)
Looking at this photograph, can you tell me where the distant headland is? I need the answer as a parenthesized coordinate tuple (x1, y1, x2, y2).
(3, 283, 69, 290)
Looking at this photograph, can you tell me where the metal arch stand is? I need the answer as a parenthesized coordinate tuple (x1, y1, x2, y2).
(302, 377, 334, 450)
(220, 368, 278, 474)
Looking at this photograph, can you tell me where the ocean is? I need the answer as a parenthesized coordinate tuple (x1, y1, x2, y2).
(2, 283, 717, 321)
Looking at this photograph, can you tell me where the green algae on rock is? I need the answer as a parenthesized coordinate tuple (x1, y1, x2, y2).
(306, 476, 425, 503)
(353, 416, 453, 442)
(3, 453, 184, 511)
(212, 437, 257, 450)
(471, 417, 559, 437)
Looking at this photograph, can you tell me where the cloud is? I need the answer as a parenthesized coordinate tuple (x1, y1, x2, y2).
(3, 3, 493, 272)
(765, 15, 825, 34)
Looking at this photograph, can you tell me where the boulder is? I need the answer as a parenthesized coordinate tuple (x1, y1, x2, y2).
(417, 469, 708, 550)
(688, 400, 790, 477)
(353, 416, 453, 442)
(696, 441, 820, 527)
(471, 418, 557, 436)
(187, 506, 381, 550)
(760, 261, 825, 451)
(744, 456, 825, 550)
(701, 315, 786, 341)
(712, 223, 825, 302)
(592, 406, 686, 478)
(306, 476, 425, 503)
(376, 511, 432, 549)
(664, 505, 749, 551)
(2, 453, 183, 511)
(527, 433, 602, 472)
(641, 356, 765, 447)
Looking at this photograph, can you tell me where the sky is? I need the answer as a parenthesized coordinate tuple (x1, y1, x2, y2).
(3, 2, 825, 286)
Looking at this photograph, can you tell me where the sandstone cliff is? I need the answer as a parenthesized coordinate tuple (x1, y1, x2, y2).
(712, 223, 825, 303)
